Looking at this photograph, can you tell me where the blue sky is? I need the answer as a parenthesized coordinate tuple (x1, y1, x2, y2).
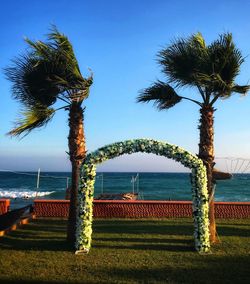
(0, 0, 250, 172)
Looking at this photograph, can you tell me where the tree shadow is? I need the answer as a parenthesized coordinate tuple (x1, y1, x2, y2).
(1, 218, 249, 253)
(93, 219, 194, 235)
(0, 237, 71, 251)
(217, 225, 250, 237)
(93, 232, 194, 252)
(94, 243, 194, 252)
(0, 254, 249, 284)
(0, 218, 196, 252)
(93, 255, 250, 283)
(95, 237, 193, 244)
(0, 219, 71, 252)
(94, 219, 250, 238)
(0, 280, 70, 284)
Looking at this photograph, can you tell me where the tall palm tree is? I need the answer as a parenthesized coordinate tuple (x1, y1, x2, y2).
(5, 27, 93, 244)
(137, 33, 249, 242)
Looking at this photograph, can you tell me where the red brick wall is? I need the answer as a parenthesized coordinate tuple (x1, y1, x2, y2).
(93, 200, 193, 218)
(33, 199, 250, 219)
(215, 202, 250, 218)
(0, 199, 10, 215)
(34, 200, 70, 217)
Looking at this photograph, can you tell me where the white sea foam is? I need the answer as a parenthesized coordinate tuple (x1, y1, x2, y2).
(0, 190, 55, 199)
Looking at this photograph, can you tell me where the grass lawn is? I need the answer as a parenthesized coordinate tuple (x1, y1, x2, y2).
(0, 218, 249, 284)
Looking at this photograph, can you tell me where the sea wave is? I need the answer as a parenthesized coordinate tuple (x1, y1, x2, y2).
(0, 190, 55, 199)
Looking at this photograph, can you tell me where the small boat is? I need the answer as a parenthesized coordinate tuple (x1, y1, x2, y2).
(212, 169, 232, 180)
(95, 192, 138, 200)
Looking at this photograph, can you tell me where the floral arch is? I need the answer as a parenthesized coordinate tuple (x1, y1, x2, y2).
(75, 138, 210, 254)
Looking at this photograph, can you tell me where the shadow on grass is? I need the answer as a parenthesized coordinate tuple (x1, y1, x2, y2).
(0, 280, 71, 284)
(0, 237, 72, 251)
(22, 219, 67, 233)
(0, 218, 249, 253)
(93, 255, 250, 283)
(94, 236, 194, 252)
(95, 237, 193, 243)
(93, 220, 194, 235)
(0, 219, 195, 252)
(217, 225, 250, 237)
(94, 219, 250, 238)
(6, 231, 65, 240)
(94, 243, 194, 252)
(0, 219, 71, 252)
(0, 254, 249, 284)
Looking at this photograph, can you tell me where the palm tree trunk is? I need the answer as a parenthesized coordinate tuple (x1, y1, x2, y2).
(198, 105, 217, 243)
(67, 103, 86, 245)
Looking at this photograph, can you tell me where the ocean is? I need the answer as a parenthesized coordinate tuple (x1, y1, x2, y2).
(0, 171, 250, 209)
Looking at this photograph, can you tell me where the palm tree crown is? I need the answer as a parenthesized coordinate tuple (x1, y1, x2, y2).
(5, 26, 92, 136)
(138, 32, 249, 108)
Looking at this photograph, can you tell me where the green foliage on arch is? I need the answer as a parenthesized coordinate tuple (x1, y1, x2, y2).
(75, 139, 210, 254)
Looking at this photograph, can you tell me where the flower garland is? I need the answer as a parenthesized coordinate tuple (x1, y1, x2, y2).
(75, 138, 210, 254)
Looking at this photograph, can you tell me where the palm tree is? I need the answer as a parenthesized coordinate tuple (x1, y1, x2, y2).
(5, 27, 93, 245)
(137, 33, 249, 243)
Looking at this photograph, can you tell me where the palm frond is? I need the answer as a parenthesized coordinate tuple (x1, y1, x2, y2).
(25, 25, 90, 91)
(191, 32, 206, 49)
(5, 54, 60, 107)
(158, 32, 209, 88)
(208, 33, 244, 87)
(195, 72, 228, 91)
(49, 28, 81, 72)
(48, 26, 77, 60)
(137, 81, 182, 110)
(230, 84, 250, 95)
(25, 38, 52, 59)
(6, 25, 93, 109)
(156, 32, 248, 104)
(7, 105, 55, 137)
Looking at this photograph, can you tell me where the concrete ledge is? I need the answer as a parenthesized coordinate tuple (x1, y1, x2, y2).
(0, 213, 35, 237)
(33, 200, 250, 219)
